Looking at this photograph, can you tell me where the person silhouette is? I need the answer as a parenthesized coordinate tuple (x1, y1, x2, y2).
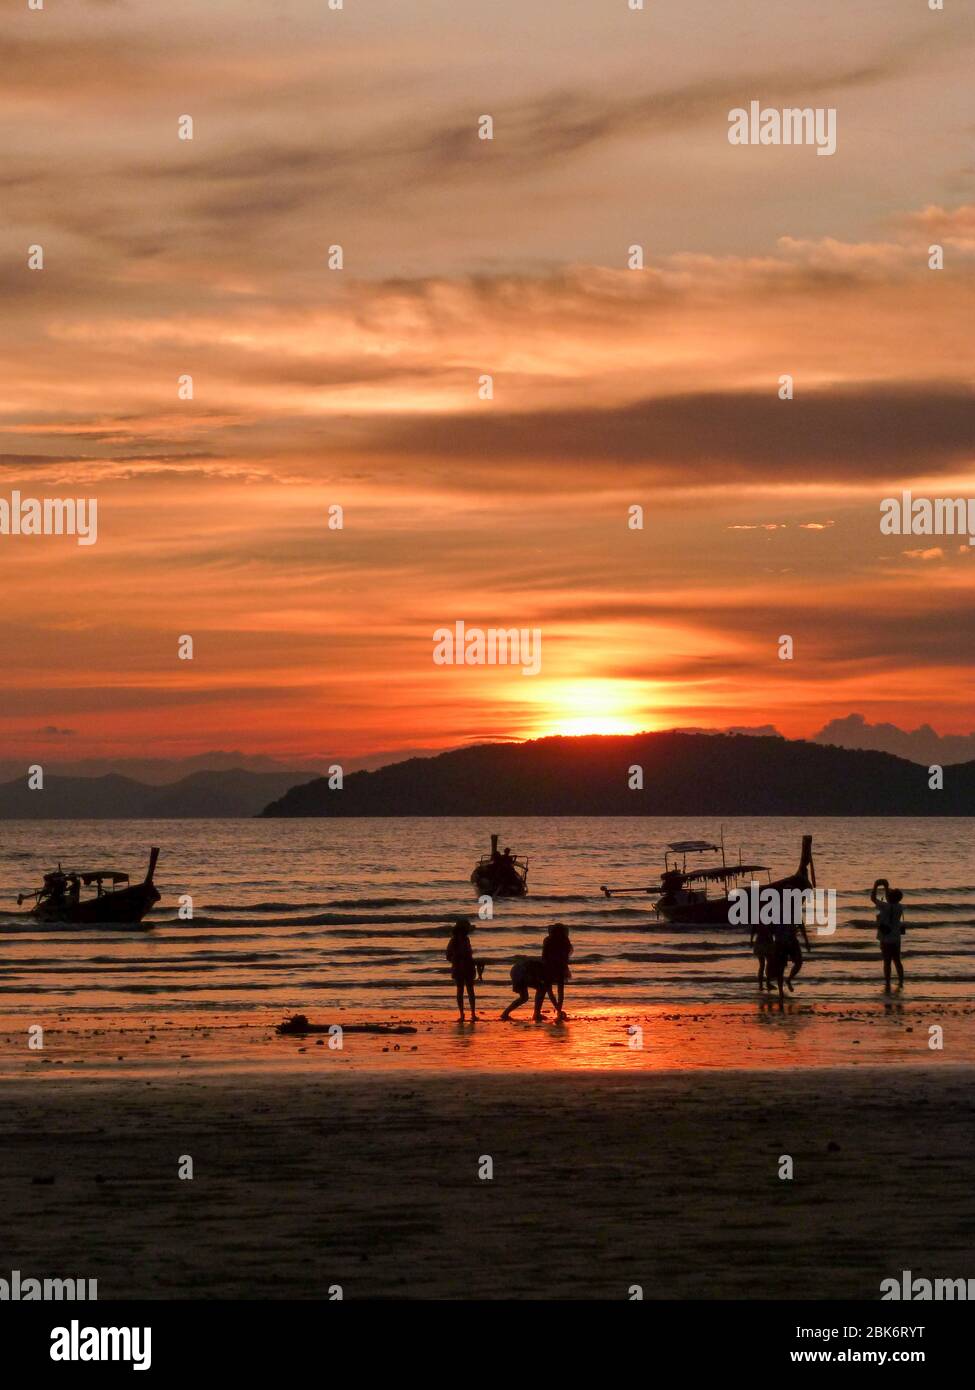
(766, 916, 811, 1000)
(750, 921, 774, 990)
(870, 878, 905, 989)
(446, 917, 478, 1020)
(542, 923, 573, 1019)
(500, 956, 558, 1021)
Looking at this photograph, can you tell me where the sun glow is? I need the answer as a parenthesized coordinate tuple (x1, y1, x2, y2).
(531, 680, 649, 738)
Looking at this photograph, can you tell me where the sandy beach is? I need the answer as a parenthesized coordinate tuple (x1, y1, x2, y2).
(2, 1001, 974, 1300)
(3, 997, 975, 1078)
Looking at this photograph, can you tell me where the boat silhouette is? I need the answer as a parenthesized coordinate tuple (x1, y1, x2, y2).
(18, 847, 161, 926)
(470, 833, 529, 898)
(601, 834, 815, 926)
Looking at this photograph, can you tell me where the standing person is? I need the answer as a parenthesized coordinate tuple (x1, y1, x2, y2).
(446, 917, 478, 1021)
(870, 878, 905, 990)
(542, 923, 573, 1019)
(750, 921, 774, 990)
(766, 917, 811, 1000)
(498, 846, 517, 892)
(500, 956, 558, 1022)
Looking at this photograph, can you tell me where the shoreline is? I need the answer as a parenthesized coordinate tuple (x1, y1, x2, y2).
(3, 998, 974, 1079)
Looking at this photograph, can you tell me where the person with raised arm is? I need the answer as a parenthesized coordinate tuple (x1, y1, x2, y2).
(870, 878, 906, 990)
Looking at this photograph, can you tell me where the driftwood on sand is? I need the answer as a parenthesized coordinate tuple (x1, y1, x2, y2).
(276, 1014, 417, 1036)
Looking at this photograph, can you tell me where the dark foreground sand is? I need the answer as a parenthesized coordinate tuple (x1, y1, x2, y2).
(2, 1066, 973, 1300)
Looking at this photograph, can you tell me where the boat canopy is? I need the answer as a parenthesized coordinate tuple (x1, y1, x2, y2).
(77, 871, 130, 885)
(677, 863, 769, 883)
(667, 840, 719, 853)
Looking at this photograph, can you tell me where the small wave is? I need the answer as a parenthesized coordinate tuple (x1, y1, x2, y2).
(574, 907, 651, 918)
(202, 896, 429, 912)
(203, 900, 332, 913)
(617, 952, 735, 963)
(517, 893, 595, 903)
(904, 902, 975, 913)
(326, 897, 428, 909)
(904, 886, 975, 894)
(182, 911, 454, 929)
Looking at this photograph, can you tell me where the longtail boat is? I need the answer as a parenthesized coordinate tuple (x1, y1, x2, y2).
(601, 834, 815, 926)
(18, 847, 161, 926)
(470, 833, 529, 898)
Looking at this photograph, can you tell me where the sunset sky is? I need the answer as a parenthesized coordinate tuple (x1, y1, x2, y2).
(1, 0, 973, 769)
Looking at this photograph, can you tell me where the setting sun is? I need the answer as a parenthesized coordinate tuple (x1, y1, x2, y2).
(529, 680, 650, 738)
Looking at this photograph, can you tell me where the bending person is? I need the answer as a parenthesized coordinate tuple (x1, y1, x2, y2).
(500, 955, 558, 1022)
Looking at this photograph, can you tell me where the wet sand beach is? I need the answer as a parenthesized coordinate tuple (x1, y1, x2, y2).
(2, 1004, 973, 1300)
(2, 998, 974, 1078)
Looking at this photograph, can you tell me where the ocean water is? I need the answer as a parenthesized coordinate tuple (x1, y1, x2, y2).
(0, 816, 972, 1017)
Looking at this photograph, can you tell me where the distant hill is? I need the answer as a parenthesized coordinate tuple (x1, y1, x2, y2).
(260, 732, 975, 817)
(0, 747, 439, 784)
(0, 769, 315, 819)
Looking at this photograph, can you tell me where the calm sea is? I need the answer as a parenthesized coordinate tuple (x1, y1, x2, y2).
(0, 817, 972, 1016)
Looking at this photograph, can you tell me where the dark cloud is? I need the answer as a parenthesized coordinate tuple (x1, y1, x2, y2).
(117, 53, 945, 230)
(812, 713, 975, 764)
(360, 384, 975, 484)
(418, 58, 909, 177)
(536, 593, 975, 671)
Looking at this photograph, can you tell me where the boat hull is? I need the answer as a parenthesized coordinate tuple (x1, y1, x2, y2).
(656, 896, 739, 925)
(656, 870, 811, 927)
(470, 872, 528, 899)
(30, 882, 160, 926)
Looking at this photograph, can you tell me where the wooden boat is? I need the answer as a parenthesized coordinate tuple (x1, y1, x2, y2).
(470, 833, 529, 898)
(18, 847, 161, 926)
(601, 835, 815, 926)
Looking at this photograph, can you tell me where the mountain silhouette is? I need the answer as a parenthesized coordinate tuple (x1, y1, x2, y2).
(261, 732, 974, 817)
(0, 769, 315, 819)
